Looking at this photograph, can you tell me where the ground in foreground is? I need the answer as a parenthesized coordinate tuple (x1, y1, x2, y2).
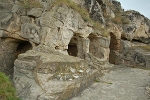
(71, 65, 150, 100)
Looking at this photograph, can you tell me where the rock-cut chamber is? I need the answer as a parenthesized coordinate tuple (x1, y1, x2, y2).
(0, 38, 32, 76)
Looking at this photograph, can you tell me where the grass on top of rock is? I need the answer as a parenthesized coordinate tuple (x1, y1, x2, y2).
(0, 72, 19, 100)
(111, 14, 130, 24)
(112, 8, 130, 25)
(92, 21, 109, 37)
(137, 46, 150, 51)
(53, 0, 92, 22)
(53, 0, 109, 37)
(18, 0, 42, 9)
(0, 0, 11, 3)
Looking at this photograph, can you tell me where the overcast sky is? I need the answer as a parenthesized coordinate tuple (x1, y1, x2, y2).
(117, 0, 150, 19)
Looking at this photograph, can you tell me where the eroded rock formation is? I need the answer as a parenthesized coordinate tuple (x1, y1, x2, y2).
(0, 0, 150, 99)
(122, 10, 150, 43)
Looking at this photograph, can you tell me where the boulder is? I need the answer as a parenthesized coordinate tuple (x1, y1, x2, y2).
(13, 45, 98, 100)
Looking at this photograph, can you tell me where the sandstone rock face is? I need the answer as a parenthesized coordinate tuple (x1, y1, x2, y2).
(27, 8, 43, 17)
(86, 0, 105, 24)
(0, 0, 150, 99)
(0, 38, 32, 76)
(117, 46, 150, 68)
(0, 38, 18, 76)
(0, 1, 112, 99)
(39, 5, 91, 52)
(0, 0, 110, 76)
(109, 26, 122, 64)
(21, 23, 41, 44)
(14, 45, 98, 100)
(123, 10, 150, 43)
(89, 36, 110, 60)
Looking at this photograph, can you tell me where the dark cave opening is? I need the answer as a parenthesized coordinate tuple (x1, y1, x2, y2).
(16, 41, 32, 56)
(0, 39, 33, 77)
(67, 44, 78, 57)
(67, 37, 78, 57)
(109, 32, 121, 64)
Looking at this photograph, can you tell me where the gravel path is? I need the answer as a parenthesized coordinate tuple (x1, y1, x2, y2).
(71, 65, 150, 100)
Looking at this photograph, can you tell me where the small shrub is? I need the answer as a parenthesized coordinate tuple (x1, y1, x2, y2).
(0, 72, 19, 100)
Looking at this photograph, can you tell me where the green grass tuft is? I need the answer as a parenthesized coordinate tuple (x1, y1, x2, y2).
(0, 72, 20, 100)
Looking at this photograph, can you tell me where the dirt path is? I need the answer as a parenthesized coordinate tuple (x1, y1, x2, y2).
(71, 65, 150, 100)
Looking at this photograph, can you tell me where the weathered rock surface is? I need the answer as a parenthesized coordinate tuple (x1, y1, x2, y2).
(14, 45, 99, 100)
(0, 0, 150, 99)
(122, 10, 150, 43)
(0, 0, 111, 76)
(117, 46, 150, 68)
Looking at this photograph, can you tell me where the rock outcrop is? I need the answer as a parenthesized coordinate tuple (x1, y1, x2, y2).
(122, 10, 150, 43)
(0, 0, 110, 76)
(14, 45, 98, 100)
(116, 41, 150, 68)
(0, 0, 111, 99)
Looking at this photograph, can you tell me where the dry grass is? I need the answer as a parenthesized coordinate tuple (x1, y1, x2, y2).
(18, 0, 42, 9)
(53, 0, 109, 37)
(112, 14, 130, 24)
(122, 16, 130, 24)
(92, 21, 109, 37)
(138, 46, 150, 51)
(111, 8, 130, 25)
(0, 0, 10, 3)
(18, 0, 109, 37)
(53, 0, 92, 22)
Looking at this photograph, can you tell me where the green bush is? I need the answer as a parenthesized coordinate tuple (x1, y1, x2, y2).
(0, 72, 19, 100)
